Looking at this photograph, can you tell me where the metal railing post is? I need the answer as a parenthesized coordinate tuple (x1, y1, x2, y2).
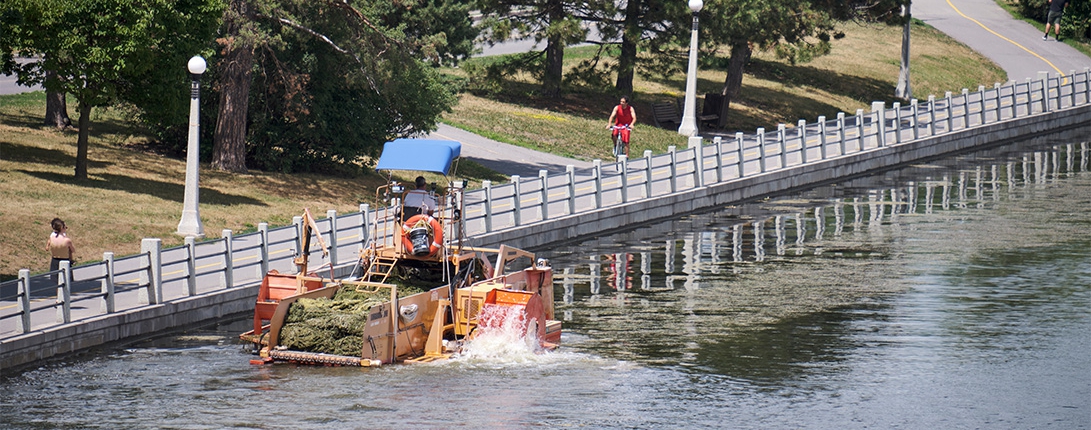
(566, 165, 576, 215)
(358, 204, 370, 249)
(892, 102, 902, 144)
(910, 99, 919, 140)
(1069, 71, 1076, 107)
(258, 222, 269, 276)
(1040, 74, 1049, 113)
(140, 238, 162, 305)
(56, 260, 71, 323)
(222, 229, 234, 288)
(483, 180, 493, 232)
(978, 85, 987, 124)
(714, 136, 724, 182)
(691, 145, 703, 188)
(777, 124, 787, 169)
(620, 156, 630, 202)
(735, 132, 745, 178)
(961, 88, 970, 128)
(593, 160, 603, 209)
(928, 95, 937, 135)
(539, 170, 549, 221)
(945, 91, 953, 132)
(798, 119, 808, 163)
(837, 113, 847, 155)
(512, 175, 522, 226)
(757, 128, 767, 173)
(872, 102, 886, 148)
(101, 252, 115, 313)
(1084, 68, 1090, 105)
(685, 136, 702, 188)
(18, 269, 30, 333)
(185, 236, 197, 296)
(326, 210, 338, 265)
(292, 215, 304, 257)
(1011, 80, 1020, 118)
(855, 109, 865, 151)
(644, 151, 654, 198)
(668, 146, 678, 193)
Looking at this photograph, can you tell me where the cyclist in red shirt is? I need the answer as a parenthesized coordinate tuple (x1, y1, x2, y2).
(607, 96, 636, 157)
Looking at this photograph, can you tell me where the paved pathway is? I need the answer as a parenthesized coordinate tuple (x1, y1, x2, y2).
(914, 0, 1089, 83)
(425, 123, 593, 178)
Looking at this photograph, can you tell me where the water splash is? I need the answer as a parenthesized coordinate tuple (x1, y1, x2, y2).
(455, 304, 550, 365)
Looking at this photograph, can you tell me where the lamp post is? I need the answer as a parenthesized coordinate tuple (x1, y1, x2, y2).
(677, 0, 704, 138)
(177, 55, 206, 238)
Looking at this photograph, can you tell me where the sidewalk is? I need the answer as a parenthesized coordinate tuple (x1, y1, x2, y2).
(426, 123, 593, 178)
(914, 0, 1089, 83)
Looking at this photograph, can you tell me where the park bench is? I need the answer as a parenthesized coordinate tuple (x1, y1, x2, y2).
(651, 101, 681, 129)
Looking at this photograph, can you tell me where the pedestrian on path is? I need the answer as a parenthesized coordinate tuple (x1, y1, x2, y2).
(1043, 0, 1069, 41)
(45, 218, 75, 282)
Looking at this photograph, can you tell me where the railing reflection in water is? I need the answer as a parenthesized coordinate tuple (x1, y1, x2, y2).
(553, 141, 1090, 308)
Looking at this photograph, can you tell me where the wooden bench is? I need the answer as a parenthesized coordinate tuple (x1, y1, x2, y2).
(699, 93, 723, 128)
(651, 101, 681, 129)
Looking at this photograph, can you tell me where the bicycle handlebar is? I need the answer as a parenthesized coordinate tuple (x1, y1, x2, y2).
(608, 124, 632, 130)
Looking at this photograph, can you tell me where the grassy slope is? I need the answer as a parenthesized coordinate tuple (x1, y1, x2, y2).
(442, 22, 1006, 162)
(0, 21, 1008, 279)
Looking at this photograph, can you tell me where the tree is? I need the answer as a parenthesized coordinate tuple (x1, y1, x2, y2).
(475, 0, 587, 98)
(702, 0, 905, 128)
(589, 0, 686, 94)
(0, 0, 222, 179)
(209, 0, 476, 173)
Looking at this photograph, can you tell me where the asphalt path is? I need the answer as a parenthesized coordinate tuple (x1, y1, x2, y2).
(424, 123, 594, 178)
(914, 0, 1089, 83)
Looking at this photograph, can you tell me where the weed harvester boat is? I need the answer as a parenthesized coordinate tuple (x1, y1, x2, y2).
(239, 139, 560, 366)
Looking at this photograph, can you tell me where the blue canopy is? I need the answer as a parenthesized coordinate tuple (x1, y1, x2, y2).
(375, 138, 461, 175)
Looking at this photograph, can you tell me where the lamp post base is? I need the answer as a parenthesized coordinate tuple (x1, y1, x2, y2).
(177, 210, 204, 238)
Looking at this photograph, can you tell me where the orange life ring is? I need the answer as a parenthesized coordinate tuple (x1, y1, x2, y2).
(401, 214, 443, 257)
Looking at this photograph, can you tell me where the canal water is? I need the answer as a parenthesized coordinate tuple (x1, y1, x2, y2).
(2, 136, 1089, 429)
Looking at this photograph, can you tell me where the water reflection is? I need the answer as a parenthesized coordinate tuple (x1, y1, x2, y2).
(549, 141, 1091, 387)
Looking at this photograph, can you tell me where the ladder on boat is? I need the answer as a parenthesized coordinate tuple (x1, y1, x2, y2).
(364, 256, 399, 284)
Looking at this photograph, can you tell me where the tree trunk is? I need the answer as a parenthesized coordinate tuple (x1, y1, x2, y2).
(543, 36, 564, 98)
(211, 42, 253, 173)
(614, 0, 642, 94)
(542, 0, 566, 98)
(717, 41, 751, 128)
(44, 69, 71, 128)
(74, 101, 92, 180)
(211, 0, 254, 173)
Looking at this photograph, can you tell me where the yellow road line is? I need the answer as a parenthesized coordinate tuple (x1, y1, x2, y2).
(944, 0, 1065, 80)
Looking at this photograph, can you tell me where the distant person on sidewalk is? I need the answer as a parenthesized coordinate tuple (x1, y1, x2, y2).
(402, 176, 437, 220)
(1043, 0, 1069, 41)
(45, 218, 75, 282)
(607, 96, 637, 156)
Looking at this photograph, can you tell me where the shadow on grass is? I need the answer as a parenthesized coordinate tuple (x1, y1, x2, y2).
(746, 59, 899, 105)
(18, 170, 267, 207)
(2, 141, 113, 170)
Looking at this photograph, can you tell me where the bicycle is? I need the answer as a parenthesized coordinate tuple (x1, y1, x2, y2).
(609, 124, 631, 163)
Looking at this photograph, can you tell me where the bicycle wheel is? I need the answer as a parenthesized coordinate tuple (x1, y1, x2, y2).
(613, 134, 624, 161)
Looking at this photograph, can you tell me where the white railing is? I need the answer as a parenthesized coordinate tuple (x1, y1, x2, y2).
(3, 69, 1089, 339)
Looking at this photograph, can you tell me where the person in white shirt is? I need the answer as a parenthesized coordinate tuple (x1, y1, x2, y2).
(402, 176, 437, 220)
